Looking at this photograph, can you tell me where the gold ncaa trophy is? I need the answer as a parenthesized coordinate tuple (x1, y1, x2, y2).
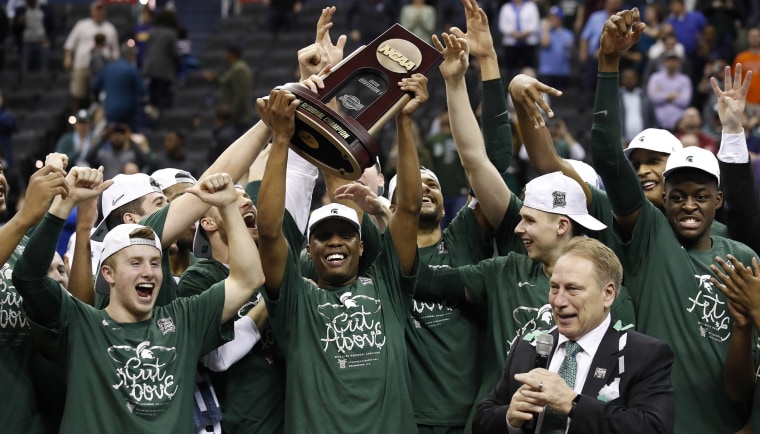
(279, 24, 443, 180)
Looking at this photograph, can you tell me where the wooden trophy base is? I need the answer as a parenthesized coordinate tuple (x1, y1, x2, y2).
(280, 83, 380, 180)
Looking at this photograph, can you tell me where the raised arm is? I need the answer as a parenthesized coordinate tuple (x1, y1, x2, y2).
(256, 90, 300, 298)
(508, 74, 591, 204)
(159, 120, 271, 246)
(186, 173, 264, 324)
(713, 65, 760, 250)
(590, 9, 646, 240)
(433, 33, 510, 230)
(66, 197, 98, 305)
(13, 164, 109, 327)
(391, 74, 427, 275)
(0, 165, 68, 266)
(450, 0, 514, 183)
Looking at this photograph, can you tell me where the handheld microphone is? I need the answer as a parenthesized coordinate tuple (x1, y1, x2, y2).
(524, 333, 554, 432)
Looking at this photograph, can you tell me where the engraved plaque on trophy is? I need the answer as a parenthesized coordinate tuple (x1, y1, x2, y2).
(278, 24, 443, 180)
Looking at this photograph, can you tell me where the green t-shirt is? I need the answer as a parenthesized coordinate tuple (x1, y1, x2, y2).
(56, 281, 230, 433)
(0, 236, 45, 433)
(458, 251, 636, 431)
(621, 200, 757, 433)
(95, 205, 177, 309)
(406, 205, 511, 426)
(262, 233, 418, 434)
(179, 258, 285, 434)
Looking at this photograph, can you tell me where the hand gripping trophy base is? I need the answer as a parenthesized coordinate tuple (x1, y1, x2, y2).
(278, 83, 381, 180)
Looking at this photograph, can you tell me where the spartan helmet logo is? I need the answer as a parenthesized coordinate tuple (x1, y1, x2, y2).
(686, 156, 694, 163)
(552, 191, 566, 208)
(639, 135, 645, 142)
(331, 208, 339, 215)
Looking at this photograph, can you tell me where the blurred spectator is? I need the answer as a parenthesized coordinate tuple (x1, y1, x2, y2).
(695, 56, 728, 118)
(176, 26, 199, 82)
(619, 68, 655, 143)
(89, 33, 108, 79)
(12, 0, 54, 74)
(142, 10, 180, 111)
(674, 107, 718, 153)
(221, 0, 240, 18)
(92, 43, 146, 131)
(700, 0, 739, 58)
(347, 0, 397, 46)
(0, 9, 8, 71)
(132, 5, 153, 68)
(742, 111, 760, 159)
(498, 0, 540, 81)
(579, 0, 621, 92)
(154, 129, 200, 177)
(538, 6, 574, 89)
(264, 0, 301, 36)
(639, 4, 666, 64)
(644, 29, 691, 81)
(86, 123, 153, 180)
(202, 44, 252, 133)
(63, 1, 119, 111)
(207, 105, 237, 166)
(0, 92, 17, 168)
(733, 27, 760, 106)
(667, 0, 707, 57)
(647, 23, 685, 61)
(55, 109, 94, 167)
(400, 0, 435, 43)
(694, 25, 733, 84)
(424, 109, 469, 228)
(647, 51, 693, 130)
(678, 132, 700, 147)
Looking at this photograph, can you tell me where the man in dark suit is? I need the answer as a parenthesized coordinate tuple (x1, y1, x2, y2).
(473, 237, 674, 434)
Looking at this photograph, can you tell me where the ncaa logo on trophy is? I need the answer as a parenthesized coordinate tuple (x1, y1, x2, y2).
(278, 24, 443, 180)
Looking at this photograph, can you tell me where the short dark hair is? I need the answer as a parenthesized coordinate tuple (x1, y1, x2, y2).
(105, 197, 146, 231)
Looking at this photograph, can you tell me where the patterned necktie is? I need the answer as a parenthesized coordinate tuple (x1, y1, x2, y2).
(540, 341, 582, 434)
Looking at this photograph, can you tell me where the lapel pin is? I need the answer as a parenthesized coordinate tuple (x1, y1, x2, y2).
(594, 368, 607, 379)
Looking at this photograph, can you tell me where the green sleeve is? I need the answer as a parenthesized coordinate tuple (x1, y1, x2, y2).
(178, 270, 207, 297)
(413, 261, 468, 304)
(480, 78, 513, 182)
(590, 72, 644, 216)
(11, 214, 65, 328)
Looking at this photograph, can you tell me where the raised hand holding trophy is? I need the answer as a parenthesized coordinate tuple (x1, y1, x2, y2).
(279, 23, 442, 180)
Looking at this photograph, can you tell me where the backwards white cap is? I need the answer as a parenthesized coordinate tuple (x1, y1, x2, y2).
(523, 172, 607, 231)
(94, 224, 162, 295)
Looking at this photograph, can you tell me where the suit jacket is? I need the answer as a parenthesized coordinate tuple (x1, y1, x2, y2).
(473, 323, 674, 434)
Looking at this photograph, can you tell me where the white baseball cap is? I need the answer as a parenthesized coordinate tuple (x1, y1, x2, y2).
(523, 171, 607, 231)
(388, 166, 439, 203)
(624, 128, 683, 157)
(92, 174, 164, 241)
(307, 203, 361, 239)
(566, 159, 601, 190)
(663, 146, 720, 186)
(151, 168, 197, 191)
(94, 224, 162, 295)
